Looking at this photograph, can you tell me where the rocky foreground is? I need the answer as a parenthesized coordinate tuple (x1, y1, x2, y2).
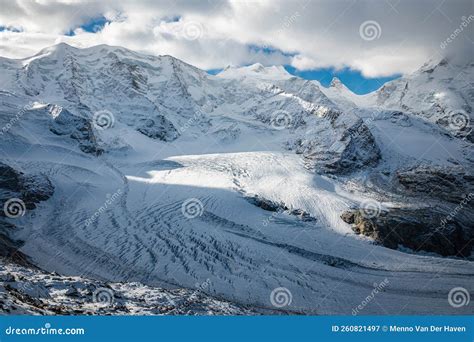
(0, 261, 256, 315)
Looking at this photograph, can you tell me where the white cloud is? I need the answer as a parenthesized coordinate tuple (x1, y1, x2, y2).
(0, 0, 471, 77)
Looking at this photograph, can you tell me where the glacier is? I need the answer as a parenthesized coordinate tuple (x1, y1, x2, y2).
(0, 43, 472, 315)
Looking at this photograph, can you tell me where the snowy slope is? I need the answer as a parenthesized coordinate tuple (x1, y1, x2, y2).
(0, 44, 473, 315)
(317, 77, 362, 110)
(365, 58, 474, 141)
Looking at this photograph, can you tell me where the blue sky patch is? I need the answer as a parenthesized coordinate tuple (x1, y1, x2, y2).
(0, 26, 22, 33)
(247, 44, 296, 57)
(206, 44, 400, 94)
(207, 69, 223, 76)
(283, 66, 400, 95)
(206, 65, 400, 95)
(66, 16, 110, 36)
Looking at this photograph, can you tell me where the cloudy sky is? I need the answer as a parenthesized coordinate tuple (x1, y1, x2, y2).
(0, 0, 472, 93)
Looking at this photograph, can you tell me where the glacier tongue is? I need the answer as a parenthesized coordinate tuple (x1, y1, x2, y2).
(0, 43, 473, 315)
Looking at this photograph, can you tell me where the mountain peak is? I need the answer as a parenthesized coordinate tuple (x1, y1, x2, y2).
(417, 57, 450, 74)
(248, 63, 265, 72)
(217, 63, 291, 80)
(330, 77, 343, 88)
(38, 42, 76, 55)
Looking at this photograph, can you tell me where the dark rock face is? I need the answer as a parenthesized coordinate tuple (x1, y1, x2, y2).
(0, 162, 54, 213)
(246, 195, 283, 212)
(246, 195, 316, 222)
(0, 229, 31, 266)
(341, 206, 473, 257)
(336, 120, 381, 172)
(319, 119, 381, 174)
(47, 105, 103, 155)
(0, 162, 54, 264)
(396, 165, 474, 204)
(0, 163, 21, 191)
(136, 115, 179, 142)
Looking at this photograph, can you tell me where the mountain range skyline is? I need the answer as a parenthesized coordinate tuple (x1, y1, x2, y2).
(1, 0, 472, 94)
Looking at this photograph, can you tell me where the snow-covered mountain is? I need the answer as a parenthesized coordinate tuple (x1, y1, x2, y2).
(366, 58, 474, 142)
(0, 44, 472, 315)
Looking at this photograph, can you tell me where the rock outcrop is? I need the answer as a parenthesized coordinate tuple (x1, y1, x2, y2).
(0, 261, 256, 315)
(304, 119, 381, 174)
(396, 165, 474, 204)
(341, 205, 473, 257)
(48, 105, 103, 155)
(0, 162, 54, 263)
